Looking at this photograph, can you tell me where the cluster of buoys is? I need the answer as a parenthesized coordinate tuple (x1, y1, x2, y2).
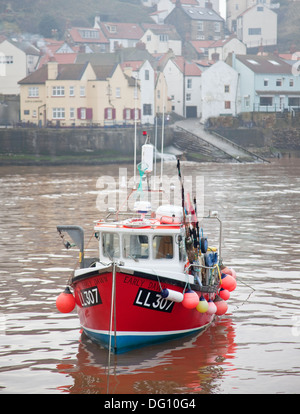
(164, 266, 237, 317)
(56, 286, 76, 313)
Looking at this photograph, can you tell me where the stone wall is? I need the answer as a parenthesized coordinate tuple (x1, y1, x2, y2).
(0, 125, 172, 157)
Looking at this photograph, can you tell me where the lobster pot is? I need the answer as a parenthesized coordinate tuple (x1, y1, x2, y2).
(160, 288, 184, 303)
(142, 144, 154, 173)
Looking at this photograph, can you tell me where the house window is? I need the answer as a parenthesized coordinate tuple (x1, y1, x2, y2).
(186, 93, 191, 101)
(244, 96, 250, 107)
(276, 79, 282, 87)
(143, 104, 152, 115)
(0, 55, 13, 64)
(80, 86, 85, 97)
(225, 101, 231, 109)
(157, 90, 160, 99)
(288, 97, 300, 107)
(197, 22, 203, 32)
(116, 87, 121, 98)
(52, 108, 65, 119)
(32, 110, 37, 118)
(24, 110, 30, 115)
(104, 107, 116, 120)
(145, 70, 149, 80)
(264, 79, 269, 86)
(124, 108, 131, 120)
(159, 34, 168, 42)
(78, 107, 92, 120)
(224, 85, 230, 93)
(289, 79, 294, 87)
(187, 79, 192, 89)
(133, 108, 140, 120)
(69, 86, 75, 96)
(70, 108, 75, 119)
(28, 87, 39, 97)
(147, 35, 151, 41)
(52, 86, 65, 96)
(260, 97, 273, 106)
(248, 28, 261, 35)
(214, 22, 221, 32)
(80, 108, 86, 119)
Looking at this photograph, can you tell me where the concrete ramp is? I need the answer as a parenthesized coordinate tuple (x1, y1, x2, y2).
(175, 119, 269, 163)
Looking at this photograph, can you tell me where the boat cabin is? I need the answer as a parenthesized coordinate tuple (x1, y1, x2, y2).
(94, 204, 187, 272)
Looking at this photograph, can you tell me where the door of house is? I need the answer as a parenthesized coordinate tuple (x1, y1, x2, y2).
(186, 106, 197, 118)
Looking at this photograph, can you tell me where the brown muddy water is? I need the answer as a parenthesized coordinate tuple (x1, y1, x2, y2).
(0, 157, 299, 394)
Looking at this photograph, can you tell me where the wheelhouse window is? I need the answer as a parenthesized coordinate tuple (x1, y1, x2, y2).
(123, 235, 149, 259)
(102, 233, 120, 258)
(153, 235, 173, 259)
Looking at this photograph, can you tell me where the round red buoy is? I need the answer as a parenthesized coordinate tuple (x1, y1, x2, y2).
(214, 297, 228, 316)
(222, 267, 237, 279)
(56, 286, 76, 313)
(219, 288, 230, 301)
(221, 273, 237, 292)
(182, 290, 199, 309)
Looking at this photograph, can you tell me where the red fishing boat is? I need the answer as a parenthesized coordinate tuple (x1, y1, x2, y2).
(56, 136, 237, 354)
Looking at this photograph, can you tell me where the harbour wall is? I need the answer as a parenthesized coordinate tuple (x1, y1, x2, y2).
(0, 125, 173, 158)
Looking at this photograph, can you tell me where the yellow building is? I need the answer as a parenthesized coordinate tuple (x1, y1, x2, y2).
(18, 61, 140, 127)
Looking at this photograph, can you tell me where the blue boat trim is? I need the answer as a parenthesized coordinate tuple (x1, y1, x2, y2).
(82, 324, 211, 354)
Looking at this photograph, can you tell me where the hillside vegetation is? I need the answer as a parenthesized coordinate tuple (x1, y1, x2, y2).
(0, 0, 152, 37)
(0, 0, 300, 52)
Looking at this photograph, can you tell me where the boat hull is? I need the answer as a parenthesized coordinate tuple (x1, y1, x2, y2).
(72, 266, 216, 353)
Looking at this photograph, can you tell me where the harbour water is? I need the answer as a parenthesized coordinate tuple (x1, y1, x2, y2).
(0, 157, 299, 394)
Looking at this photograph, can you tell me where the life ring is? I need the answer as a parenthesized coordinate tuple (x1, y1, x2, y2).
(123, 218, 151, 228)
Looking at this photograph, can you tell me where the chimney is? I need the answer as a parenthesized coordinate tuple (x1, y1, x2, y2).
(94, 14, 101, 29)
(205, 2, 213, 9)
(212, 52, 219, 61)
(47, 60, 58, 80)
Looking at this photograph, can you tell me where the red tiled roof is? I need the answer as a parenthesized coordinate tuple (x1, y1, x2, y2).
(68, 28, 108, 44)
(38, 53, 77, 68)
(100, 22, 144, 40)
(120, 61, 144, 71)
(173, 56, 202, 75)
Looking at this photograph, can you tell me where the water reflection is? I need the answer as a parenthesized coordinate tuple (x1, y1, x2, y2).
(56, 316, 236, 394)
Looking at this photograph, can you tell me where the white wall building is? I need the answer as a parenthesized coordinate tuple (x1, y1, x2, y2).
(163, 56, 202, 117)
(236, 4, 277, 49)
(0, 40, 27, 95)
(201, 60, 240, 121)
(140, 25, 182, 56)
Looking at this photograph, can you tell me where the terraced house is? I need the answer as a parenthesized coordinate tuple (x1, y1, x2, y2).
(18, 61, 140, 127)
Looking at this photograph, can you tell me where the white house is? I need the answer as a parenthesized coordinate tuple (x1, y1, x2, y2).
(140, 24, 182, 55)
(99, 22, 144, 53)
(201, 60, 240, 122)
(0, 39, 27, 94)
(236, 4, 277, 49)
(122, 60, 156, 124)
(163, 56, 202, 117)
(206, 35, 247, 60)
(226, 0, 273, 32)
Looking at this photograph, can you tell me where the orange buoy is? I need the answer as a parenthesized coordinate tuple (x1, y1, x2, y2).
(56, 286, 76, 313)
(181, 290, 199, 309)
(214, 297, 228, 316)
(221, 273, 237, 292)
(219, 288, 230, 301)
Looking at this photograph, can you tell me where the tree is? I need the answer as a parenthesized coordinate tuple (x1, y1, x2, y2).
(38, 14, 61, 38)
